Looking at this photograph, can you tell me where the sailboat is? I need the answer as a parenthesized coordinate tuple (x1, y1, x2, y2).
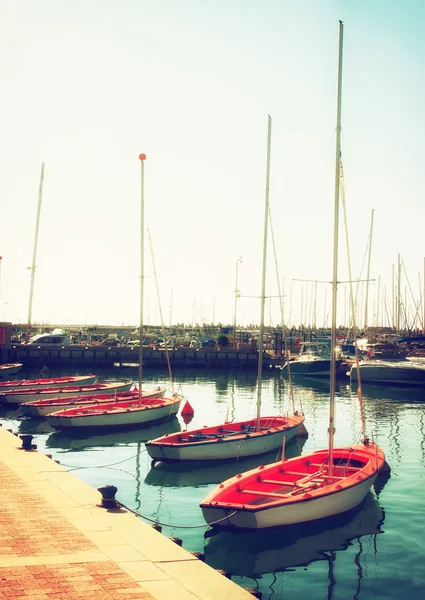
(0, 373, 97, 393)
(21, 386, 164, 417)
(46, 154, 182, 432)
(145, 117, 305, 465)
(200, 21, 387, 530)
(1, 379, 133, 405)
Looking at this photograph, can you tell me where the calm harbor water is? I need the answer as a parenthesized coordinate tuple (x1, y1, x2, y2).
(1, 366, 424, 600)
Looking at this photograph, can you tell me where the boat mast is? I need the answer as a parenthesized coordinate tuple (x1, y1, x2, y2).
(138, 153, 147, 403)
(256, 114, 272, 431)
(27, 162, 45, 333)
(329, 21, 344, 477)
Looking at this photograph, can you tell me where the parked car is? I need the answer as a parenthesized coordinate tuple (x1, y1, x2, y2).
(26, 333, 71, 346)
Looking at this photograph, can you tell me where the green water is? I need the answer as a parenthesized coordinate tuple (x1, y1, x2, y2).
(1, 366, 424, 599)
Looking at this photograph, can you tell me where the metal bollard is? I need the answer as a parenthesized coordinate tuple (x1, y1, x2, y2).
(19, 434, 36, 451)
(97, 484, 118, 508)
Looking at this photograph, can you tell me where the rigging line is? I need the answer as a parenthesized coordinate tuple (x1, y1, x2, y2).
(117, 499, 237, 529)
(147, 227, 175, 396)
(401, 257, 424, 329)
(267, 204, 299, 415)
(340, 160, 367, 441)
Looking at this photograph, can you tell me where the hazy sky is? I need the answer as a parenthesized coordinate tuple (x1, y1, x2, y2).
(1, 0, 424, 330)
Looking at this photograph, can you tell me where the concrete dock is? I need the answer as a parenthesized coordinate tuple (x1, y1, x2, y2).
(0, 425, 256, 600)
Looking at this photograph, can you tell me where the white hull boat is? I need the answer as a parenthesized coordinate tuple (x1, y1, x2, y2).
(281, 342, 342, 378)
(0, 380, 133, 405)
(200, 443, 386, 530)
(200, 22, 387, 532)
(21, 386, 165, 417)
(349, 359, 425, 386)
(145, 118, 306, 466)
(47, 393, 183, 431)
(0, 374, 97, 393)
(146, 415, 305, 464)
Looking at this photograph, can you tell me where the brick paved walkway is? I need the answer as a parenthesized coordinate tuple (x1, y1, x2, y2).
(0, 425, 254, 600)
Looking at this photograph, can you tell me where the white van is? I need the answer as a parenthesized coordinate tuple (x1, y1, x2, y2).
(27, 333, 72, 346)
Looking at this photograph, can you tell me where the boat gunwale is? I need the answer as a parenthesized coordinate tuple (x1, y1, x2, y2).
(200, 444, 385, 513)
(146, 416, 305, 449)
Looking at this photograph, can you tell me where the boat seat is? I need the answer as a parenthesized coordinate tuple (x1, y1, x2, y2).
(240, 488, 293, 499)
(187, 433, 224, 441)
(260, 478, 298, 487)
(309, 461, 363, 471)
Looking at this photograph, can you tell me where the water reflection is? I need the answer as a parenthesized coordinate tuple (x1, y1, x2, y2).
(203, 492, 385, 578)
(46, 418, 181, 451)
(359, 383, 425, 404)
(145, 437, 306, 487)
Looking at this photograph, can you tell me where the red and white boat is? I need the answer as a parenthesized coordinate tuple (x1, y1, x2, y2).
(46, 392, 183, 431)
(146, 415, 305, 464)
(21, 386, 165, 417)
(46, 157, 183, 431)
(0, 373, 97, 393)
(200, 442, 386, 530)
(200, 23, 387, 531)
(0, 363, 23, 377)
(146, 128, 305, 465)
(0, 379, 132, 405)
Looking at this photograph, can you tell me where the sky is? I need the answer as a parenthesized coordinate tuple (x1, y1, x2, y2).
(1, 0, 424, 331)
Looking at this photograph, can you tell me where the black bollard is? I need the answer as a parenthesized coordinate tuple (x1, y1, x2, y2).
(19, 434, 35, 451)
(97, 484, 118, 508)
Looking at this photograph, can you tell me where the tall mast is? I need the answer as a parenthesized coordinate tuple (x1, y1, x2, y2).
(27, 162, 45, 332)
(256, 114, 272, 431)
(329, 20, 344, 477)
(364, 209, 375, 328)
(138, 153, 147, 403)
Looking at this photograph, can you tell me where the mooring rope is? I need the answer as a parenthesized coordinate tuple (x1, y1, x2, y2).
(117, 499, 237, 529)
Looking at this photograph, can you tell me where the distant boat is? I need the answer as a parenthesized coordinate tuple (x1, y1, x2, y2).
(0, 379, 133, 405)
(146, 117, 305, 466)
(0, 363, 23, 378)
(349, 358, 425, 386)
(0, 374, 97, 394)
(200, 22, 387, 531)
(281, 341, 342, 378)
(20, 386, 165, 417)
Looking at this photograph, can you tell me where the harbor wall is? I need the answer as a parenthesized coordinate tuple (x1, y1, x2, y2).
(6, 344, 276, 370)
